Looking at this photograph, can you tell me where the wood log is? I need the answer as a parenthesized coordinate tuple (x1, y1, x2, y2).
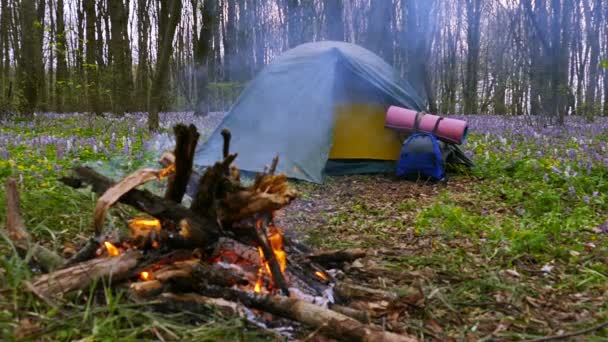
(60, 166, 220, 247)
(191, 262, 249, 288)
(164, 124, 199, 203)
(156, 292, 246, 318)
(328, 303, 371, 324)
(29, 250, 143, 298)
(199, 285, 418, 342)
(3, 178, 64, 272)
(306, 248, 367, 267)
(130, 280, 163, 297)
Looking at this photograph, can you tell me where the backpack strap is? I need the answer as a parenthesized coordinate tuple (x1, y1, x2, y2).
(413, 111, 425, 133)
(432, 117, 444, 135)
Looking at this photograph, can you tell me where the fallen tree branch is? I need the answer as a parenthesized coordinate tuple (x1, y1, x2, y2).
(3, 178, 64, 272)
(93, 168, 169, 234)
(525, 320, 608, 342)
(29, 250, 143, 298)
(306, 248, 367, 267)
(61, 166, 220, 247)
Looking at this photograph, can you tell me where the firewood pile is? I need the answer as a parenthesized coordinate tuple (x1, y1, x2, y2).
(3, 124, 418, 342)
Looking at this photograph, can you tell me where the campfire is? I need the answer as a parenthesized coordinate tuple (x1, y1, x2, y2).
(3, 124, 418, 342)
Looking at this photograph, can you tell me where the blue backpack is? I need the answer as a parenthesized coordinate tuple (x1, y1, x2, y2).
(396, 118, 447, 181)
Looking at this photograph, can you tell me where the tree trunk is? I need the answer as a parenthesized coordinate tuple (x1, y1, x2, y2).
(17, 0, 44, 115)
(108, 0, 133, 114)
(84, 0, 102, 116)
(148, 0, 183, 131)
(366, 0, 394, 64)
(404, 0, 437, 112)
(463, 0, 482, 114)
(325, 0, 344, 41)
(136, 0, 150, 111)
(55, 0, 68, 112)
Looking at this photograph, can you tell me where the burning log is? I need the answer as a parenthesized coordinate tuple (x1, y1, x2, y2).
(29, 250, 142, 298)
(3, 178, 64, 272)
(247, 218, 290, 296)
(60, 166, 221, 247)
(199, 285, 418, 342)
(164, 124, 199, 203)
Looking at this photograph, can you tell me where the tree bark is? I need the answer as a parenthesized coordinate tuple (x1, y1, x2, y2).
(84, 0, 102, 116)
(325, 0, 344, 41)
(108, 0, 133, 114)
(463, 0, 482, 114)
(148, 0, 182, 131)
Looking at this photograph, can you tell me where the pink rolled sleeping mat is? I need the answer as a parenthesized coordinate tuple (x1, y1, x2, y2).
(385, 106, 468, 145)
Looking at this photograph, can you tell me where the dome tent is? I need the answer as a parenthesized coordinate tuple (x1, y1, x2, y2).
(194, 41, 472, 183)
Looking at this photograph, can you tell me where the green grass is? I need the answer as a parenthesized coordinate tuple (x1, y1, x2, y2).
(2, 115, 608, 340)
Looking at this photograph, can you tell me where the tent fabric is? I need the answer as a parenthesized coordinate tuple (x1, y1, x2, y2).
(194, 41, 471, 183)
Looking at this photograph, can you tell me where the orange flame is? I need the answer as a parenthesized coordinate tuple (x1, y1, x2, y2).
(104, 241, 120, 257)
(158, 163, 176, 180)
(315, 271, 328, 281)
(128, 218, 161, 239)
(253, 220, 288, 293)
(268, 226, 287, 273)
(140, 271, 153, 281)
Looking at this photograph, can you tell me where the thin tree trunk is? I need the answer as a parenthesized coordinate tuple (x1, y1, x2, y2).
(84, 0, 102, 116)
(55, 0, 68, 112)
(148, 0, 182, 131)
(109, 0, 133, 114)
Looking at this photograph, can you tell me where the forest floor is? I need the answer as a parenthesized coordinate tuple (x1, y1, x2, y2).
(2, 113, 608, 341)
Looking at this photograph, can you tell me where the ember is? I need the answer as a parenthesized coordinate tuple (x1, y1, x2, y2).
(128, 217, 161, 238)
(157, 163, 175, 179)
(315, 271, 328, 281)
(140, 271, 153, 281)
(104, 241, 120, 257)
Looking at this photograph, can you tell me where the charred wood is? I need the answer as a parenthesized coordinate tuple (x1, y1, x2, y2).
(164, 124, 199, 203)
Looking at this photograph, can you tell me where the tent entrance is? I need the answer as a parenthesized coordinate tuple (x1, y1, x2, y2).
(328, 103, 402, 161)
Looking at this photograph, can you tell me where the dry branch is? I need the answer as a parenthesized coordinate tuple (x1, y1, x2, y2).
(3, 178, 64, 272)
(61, 166, 220, 247)
(306, 248, 367, 267)
(29, 250, 142, 298)
(93, 168, 168, 234)
(335, 282, 399, 301)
